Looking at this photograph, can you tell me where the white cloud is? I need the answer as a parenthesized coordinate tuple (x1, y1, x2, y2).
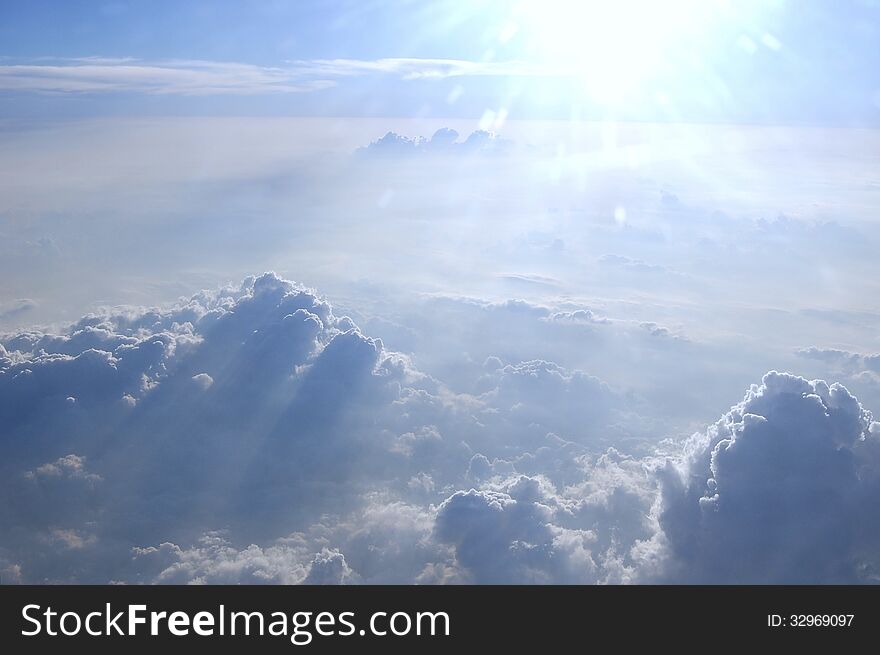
(433, 477, 600, 584)
(132, 534, 313, 585)
(796, 346, 880, 375)
(303, 549, 359, 585)
(287, 57, 548, 80)
(657, 371, 880, 583)
(2, 275, 879, 584)
(191, 372, 214, 390)
(0, 57, 551, 96)
(0, 59, 335, 95)
(25, 454, 101, 484)
(358, 128, 514, 157)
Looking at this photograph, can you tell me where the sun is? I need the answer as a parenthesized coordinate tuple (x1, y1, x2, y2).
(510, 0, 730, 104)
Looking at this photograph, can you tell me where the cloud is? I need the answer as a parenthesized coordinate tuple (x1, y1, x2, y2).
(358, 128, 513, 157)
(0, 298, 37, 321)
(135, 498, 440, 585)
(360, 292, 699, 433)
(796, 346, 880, 375)
(476, 359, 621, 446)
(0, 57, 551, 96)
(0, 273, 415, 577)
(286, 57, 548, 80)
(0, 273, 632, 583)
(191, 372, 214, 390)
(2, 274, 879, 584)
(132, 533, 314, 585)
(544, 309, 610, 325)
(25, 454, 101, 484)
(303, 549, 359, 585)
(433, 473, 615, 584)
(0, 59, 335, 95)
(499, 273, 562, 290)
(638, 321, 687, 340)
(0, 273, 505, 581)
(657, 371, 880, 583)
(598, 254, 670, 274)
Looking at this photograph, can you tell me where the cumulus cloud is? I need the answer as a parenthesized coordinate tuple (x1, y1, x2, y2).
(358, 128, 513, 157)
(0, 273, 416, 578)
(796, 346, 880, 375)
(545, 309, 610, 325)
(657, 371, 880, 583)
(132, 534, 314, 585)
(303, 549, 358, 585)
(433, 477, 599, 584)
(1, 274, 879, 584)
(475, 359, 621, 448)
(25, 454, 101, 484)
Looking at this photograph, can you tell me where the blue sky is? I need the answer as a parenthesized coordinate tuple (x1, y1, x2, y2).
(1, 0, 878, 124)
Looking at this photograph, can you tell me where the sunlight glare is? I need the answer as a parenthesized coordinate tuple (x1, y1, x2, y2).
(513, 0, 730, 104)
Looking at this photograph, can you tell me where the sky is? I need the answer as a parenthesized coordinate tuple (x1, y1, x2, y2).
(1, 0, 879, 123)
(1, 1, 880, 584)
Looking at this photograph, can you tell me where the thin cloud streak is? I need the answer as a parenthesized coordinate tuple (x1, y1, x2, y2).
(0, 59, 334, 95)
(288, 57, 550, 80)
(0, 57, 554, 95)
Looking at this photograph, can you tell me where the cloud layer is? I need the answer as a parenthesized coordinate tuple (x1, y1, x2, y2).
(1, 275, 878, 584)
